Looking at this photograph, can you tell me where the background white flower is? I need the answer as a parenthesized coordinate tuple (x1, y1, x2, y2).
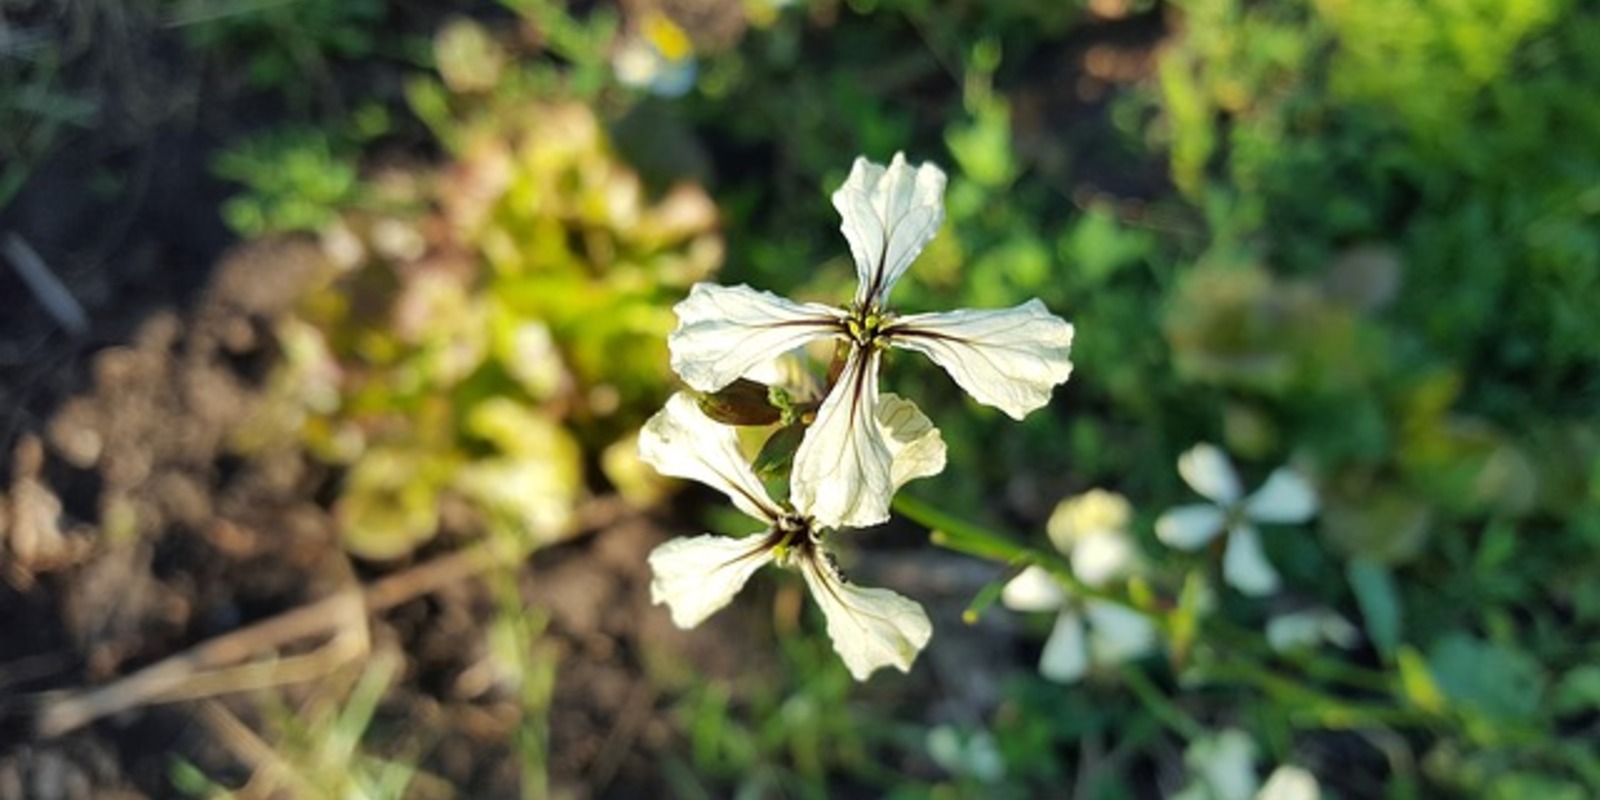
(640, 392, 943, 680)
(1001, 490, 1156, 683)
(668, 153, 1075, 529)
(1156, 444, 1318, 596)
(1172, 729, 1323, 800)
(611, 11, 697, 98)
(1266, 607, 1360, 653)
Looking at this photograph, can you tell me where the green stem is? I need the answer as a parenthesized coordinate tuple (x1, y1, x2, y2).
(1206, 616, 1393, 694)
(1197, 661, 1434, 730)
(1120, 664, 1207, 741)
(896, 492, 1430, 734)
(893, 493, 1134, 611)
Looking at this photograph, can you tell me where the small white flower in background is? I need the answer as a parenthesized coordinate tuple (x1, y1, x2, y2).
(668, 153, 1075, 529)
(641, 392, 944, 680)
(1001, 490, 1156, 683)
(926, 725, 1006, 784)
(1173, 729, 1323, 800)
(1156, 444, 1318, 597)
(1266, 607, 1360, 653)
(1257, 766, 1322, 800)
(612, 11, 697, 98)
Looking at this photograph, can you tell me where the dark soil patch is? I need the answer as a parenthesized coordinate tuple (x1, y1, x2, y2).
(0, 235, 772, 798)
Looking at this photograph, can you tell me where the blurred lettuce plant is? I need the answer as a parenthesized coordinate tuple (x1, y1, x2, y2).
(244, 63, 720, 558)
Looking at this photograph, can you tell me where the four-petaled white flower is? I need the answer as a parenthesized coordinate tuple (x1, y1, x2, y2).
(1156, 444, 1318, 597)
(641, 392, 945, 680)
(668, 153, 1075, 529)
(1001, 490, 1157, 683)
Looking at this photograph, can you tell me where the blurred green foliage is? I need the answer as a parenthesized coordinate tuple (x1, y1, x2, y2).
(0, 49, 95, 209)
(211, 121, 382, 236)
(241, 17, 721, 559)
(169, 0, 388, 98)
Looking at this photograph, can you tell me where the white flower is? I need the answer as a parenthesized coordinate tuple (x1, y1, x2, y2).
(1000, 490, 1155, 683)
(668, 154, 1075, 528)
(1258, 766, 1322, 800)
(612, 11, 697, 98)
(1173, 730, 1323, 800)
(1174, 729, 1259, 800)
(1265, 607, 1359, 653)
(1156, 444, 1318, 597)
(640, 392, 943, 680)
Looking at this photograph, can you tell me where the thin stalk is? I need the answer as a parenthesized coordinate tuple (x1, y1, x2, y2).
(1120, 664, 1206, 741)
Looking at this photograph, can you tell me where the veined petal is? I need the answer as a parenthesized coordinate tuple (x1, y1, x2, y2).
(648, 534, 775, 628)
(791, 348, 893, 529)
(1084, 599, 1158, 666)
(1156, 504, 1227, 550)
(1245, 468, 1318, 523)
(877, 393, 947, 491)
(669, 283, 841, 392)
(800, 550, 933, 680)
(1223, 523, 1281, 597)
(1001, 565, 1067, 612)
(832, 153, 948, 307)
(638, 393, 780, 522)
(1178, 443, 1243, 506)
(890, 300, 1075, 420)
(1038, 608, 1089, 683)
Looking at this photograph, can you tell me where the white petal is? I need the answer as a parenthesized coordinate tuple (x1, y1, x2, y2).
(1257, 766, 1320, 800)
(668, 283, 841, 392)
(638, 393, 780, 522)
(1267, 608, 1359, 652)
(832, 153, 947, 308)
(648, 534, 775, 628)
(1156, 504, 1227, 550)
(1000, 565, 1067, 612)
(1071, 528, 1139, 588)
(1046, 488, 1133, 555)
(1187, 729, 1260, 800)
(791, 348, 893, 529)
(1084, 599, 1158, 665)
(1245, 468, 1319, 523)
(890, 300, 1074, 420)
(1038, 609, 1089, 683)
(877, 393, 947, 491)
(1223, 523, 1282, 597)
(1264, 609, 1324, 652)
(1179, 443, 1243, 505)
(800, 551, 933, 680)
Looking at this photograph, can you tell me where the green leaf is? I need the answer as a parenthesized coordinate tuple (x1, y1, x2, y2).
(1397, 645, 1446, 713)
(1427, 632, 1544, 724)
(1488, 774, 1587, 800)
(1347, 558, 1402, 659)
(1553, 665, 1600, 716)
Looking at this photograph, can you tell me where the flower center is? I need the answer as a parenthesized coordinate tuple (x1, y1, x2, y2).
(844, 305, 894, 350)
(771, 512, 824, 568)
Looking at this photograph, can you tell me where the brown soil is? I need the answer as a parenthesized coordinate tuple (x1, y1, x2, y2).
(0, 234, 783, 798)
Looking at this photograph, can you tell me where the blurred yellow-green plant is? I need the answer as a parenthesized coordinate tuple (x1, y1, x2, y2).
(243, 43, 721, 558)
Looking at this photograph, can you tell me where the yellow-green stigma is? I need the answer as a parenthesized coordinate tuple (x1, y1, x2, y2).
(845, 306, 892, 350)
